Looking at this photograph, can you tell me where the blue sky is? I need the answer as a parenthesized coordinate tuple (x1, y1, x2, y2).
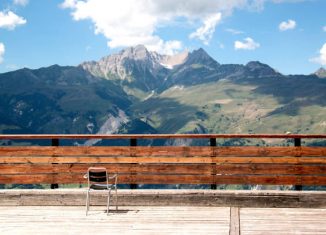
(0, 0, 325, 75)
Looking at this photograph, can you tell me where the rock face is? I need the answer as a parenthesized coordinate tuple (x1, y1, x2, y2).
(84, 109, 129, 146)
(314, 67, 326, 78)
(244, 61, 280, 78)
(82, 45, 222, 92)
(80, 45, 282, 93)
(81, 45, 224, 92)
(80, 45, 170, 91)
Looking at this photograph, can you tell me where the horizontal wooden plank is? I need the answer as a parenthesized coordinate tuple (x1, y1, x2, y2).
(214, 147, 326, 157)
(1, 174, 326, 185)
(0, 145, 325, 185)
(0, 164, 213, 174)
(0, 146, 325, 157)
(0, 146, 213, 157)
(1, 164, 326, 175)
(1, 156, 326, 164)
(0, 134, 325, 139)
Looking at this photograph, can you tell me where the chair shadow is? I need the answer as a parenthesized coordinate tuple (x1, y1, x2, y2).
(87, 209, 139, 216)
(107, 209, 135, 214)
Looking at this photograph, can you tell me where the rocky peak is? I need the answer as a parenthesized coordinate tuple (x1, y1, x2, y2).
(121, 45, 151, 61)
(245, 61, 280, 77)
(246, 61, 270, 70)
(314, 67, 326, 78)
(80, 45, 172, 91)
(185, 48, 220, 67)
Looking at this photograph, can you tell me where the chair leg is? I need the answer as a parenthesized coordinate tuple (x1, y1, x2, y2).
(86, 190, 90, 216)
(115, 186, 118, 211)
(107, 189, 111, 215)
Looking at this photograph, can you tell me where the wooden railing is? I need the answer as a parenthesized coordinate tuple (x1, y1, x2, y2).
(0, 134, 325, 187)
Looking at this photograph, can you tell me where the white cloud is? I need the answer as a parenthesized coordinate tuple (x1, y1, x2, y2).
(323, 26, 326, 32)
(310, 43, 326, 66)
(257, 0, 307, 5)
(0, 43, 5, 64)
(238, 0, 307, 12)
(189, 13, 222, 45)
(13, 0, 29, 6)
(0, 10, 27, 30)
(60, 0, 269, 54)
(61, 0, 186, 54)
(60, 0, 306, 54)
(226, 28, 244, 35)
(61, 0, 78, 8)
(279, 19, 296, 31)
(234, 37, 260, 50)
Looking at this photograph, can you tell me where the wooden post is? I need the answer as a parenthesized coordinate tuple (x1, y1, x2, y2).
(130, 138, 137, 189)
(229, 207, 240, 235)
(51, 139, 59, 189)
(294, 138, 302, 191)
(210, 138, 217, 190)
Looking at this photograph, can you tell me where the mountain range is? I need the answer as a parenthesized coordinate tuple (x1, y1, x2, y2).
(0, 45, 325, 145)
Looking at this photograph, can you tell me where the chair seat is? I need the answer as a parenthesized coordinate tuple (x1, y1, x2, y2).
(90, 183, 113, 190)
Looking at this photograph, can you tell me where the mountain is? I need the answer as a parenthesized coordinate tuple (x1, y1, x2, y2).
(0, 65, 133, 136)
(161, 48, 221, 89)
(314, 67, 326, 78)
(81, 46, 282, 94)
(244, 61, 281, 78)
(81, 45, 223, 94)
(1, 45, 325, 142)
(81, 45, 170, 94)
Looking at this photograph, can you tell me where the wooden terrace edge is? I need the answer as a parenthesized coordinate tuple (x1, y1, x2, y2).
(1, 189, 325, 208)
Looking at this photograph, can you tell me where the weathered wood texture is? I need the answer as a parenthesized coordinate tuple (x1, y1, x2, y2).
(1, 205, 325, 235)
(0, 206, 231, 235)
(1, 190, 326, 208)
(229, 207, 240, 235)
(0, 205, 324, 235)
(241, 208, 326, 235)
(0, 146, 325, 185)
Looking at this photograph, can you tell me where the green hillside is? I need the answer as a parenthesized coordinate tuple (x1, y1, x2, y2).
(0, 65, 131, 135)
(132, 78, 326, 135)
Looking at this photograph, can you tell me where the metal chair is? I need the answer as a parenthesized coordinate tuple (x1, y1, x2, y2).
(85, 167, 118, 216)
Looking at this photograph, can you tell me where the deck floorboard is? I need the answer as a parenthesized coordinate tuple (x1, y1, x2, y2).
(0, 206, 230, 235)
(1, 206, 326, 234)
(241, 208, 326, 235)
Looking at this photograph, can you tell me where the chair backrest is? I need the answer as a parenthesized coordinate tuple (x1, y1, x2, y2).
(87, 167, 108, 186)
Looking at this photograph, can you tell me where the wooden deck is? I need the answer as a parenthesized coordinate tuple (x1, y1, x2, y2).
(0, 206, 325, 235)
(1, 190, 326, 234)
(0, 206, 230, 235)
(241, 208, 326, 235)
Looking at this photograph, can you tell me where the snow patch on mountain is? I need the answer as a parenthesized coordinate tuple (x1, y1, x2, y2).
(144, 90, 156, 101)
(160, 50, 189, 69)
